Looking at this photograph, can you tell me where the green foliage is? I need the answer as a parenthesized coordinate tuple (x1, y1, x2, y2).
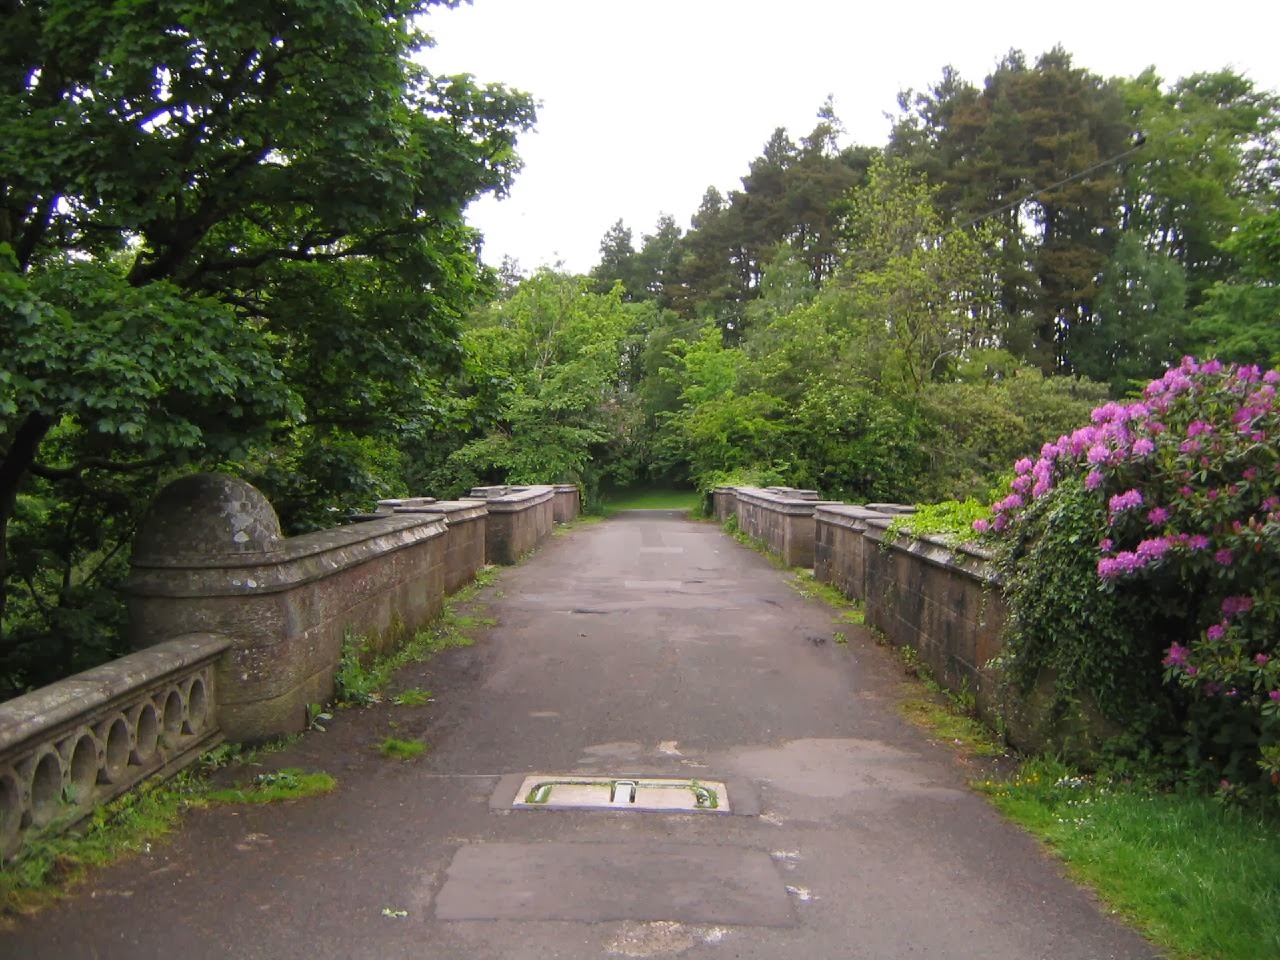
(885, 500, 992, 547)
(992, 475, 1170, 733)
(431, 271, 636, 503)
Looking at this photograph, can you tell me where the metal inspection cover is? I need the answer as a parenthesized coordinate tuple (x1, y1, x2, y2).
(512, 775, 730, 813)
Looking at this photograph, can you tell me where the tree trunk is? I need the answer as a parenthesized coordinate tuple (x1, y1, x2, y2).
(0, 412, 52, 644)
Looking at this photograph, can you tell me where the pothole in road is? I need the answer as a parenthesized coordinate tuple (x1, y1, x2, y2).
(512, 775, 729, 813)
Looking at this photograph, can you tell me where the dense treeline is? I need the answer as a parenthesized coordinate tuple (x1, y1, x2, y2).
(577, 49, 1279, 501)
(2, 31, 1277, 697)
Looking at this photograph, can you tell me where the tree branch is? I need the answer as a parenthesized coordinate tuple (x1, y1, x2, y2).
(28, 454, 168, 482)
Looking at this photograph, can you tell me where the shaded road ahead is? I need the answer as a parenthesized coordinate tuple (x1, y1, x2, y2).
(3, 511, 1157, 959)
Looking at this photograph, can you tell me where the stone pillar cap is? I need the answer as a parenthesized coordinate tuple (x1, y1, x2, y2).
(132, 473, 282, 566)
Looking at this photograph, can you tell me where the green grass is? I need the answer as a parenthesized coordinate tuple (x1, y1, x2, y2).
(975, 759, 1280, 960)
(552, 514, 605, 535)
(0, 775, 199, 919)
(598, 487, 699, 516)
(391, 688, 432, 706)
(789, 569, 864, 625)
(377, 737, 428, 761)
(204, 769, 335, 805)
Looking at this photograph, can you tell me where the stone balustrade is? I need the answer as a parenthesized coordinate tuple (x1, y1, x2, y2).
(0, 633, 230, 859)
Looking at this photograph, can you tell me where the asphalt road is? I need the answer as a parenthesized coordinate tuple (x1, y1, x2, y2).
(1, 510, 1160, 959)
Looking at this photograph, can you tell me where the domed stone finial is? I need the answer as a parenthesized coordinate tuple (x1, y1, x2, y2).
(131, 473, 282, 567)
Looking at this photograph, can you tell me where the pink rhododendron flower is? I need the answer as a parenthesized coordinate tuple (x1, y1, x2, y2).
(1221, 595, 1254, 617)
(1108, 489, 1143, 512)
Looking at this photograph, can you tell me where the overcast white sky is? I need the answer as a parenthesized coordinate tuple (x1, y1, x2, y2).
(426, 0, 1280, 275)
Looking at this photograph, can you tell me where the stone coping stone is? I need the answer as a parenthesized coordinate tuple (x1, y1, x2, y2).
(863, 518, 997, 579)
(465, 485, 554, 512)
(734, 487, 841, 515)
(0, 633, 232, 754)
(372, 499, 488, 523)
(124, 515, 447, 597)
(814, 504, 894, 528)
(865, 503, 917, 514)
(553, 484, 580, 493)
(764, 486, 820, 500)
(375, 497, 438, 511)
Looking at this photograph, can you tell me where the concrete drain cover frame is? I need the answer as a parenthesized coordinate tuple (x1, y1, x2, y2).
(510, 775, 731, 813)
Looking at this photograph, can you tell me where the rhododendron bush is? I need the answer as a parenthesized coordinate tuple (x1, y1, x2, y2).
(980, 358, 1280, 797)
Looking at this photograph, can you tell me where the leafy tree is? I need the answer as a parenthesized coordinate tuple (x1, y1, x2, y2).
(441, 271, 635, 503)
(1072, 233, 1187, 391)
(837, 155, 996, 392)
(1189, 207, 1280, 365)
(0, 0, 533, 690)
(1119, 69, 1280, 307)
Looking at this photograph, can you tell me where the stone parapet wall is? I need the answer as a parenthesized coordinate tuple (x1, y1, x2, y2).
(552, 484, 581, 523)
(3, 472, 568, 863)
(730, 487, 838, 568)
(125, 475, 450, 741)
(374, 498, 488, 594)
(813, 505, 892, 600)
(0, 633, 230, 859)
(712, 487, 738, 523)
(860, 520, 1005, 724)
(464, 485, 555, 564)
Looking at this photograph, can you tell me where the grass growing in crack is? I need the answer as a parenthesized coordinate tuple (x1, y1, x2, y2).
(204, 769, 335, 805)
(378, 737, 428, 761)
(720, 516, 787, 568)
(788, 569, 865, 626)
(391, 688, 433, 706)
(975, 759, 1280, 960)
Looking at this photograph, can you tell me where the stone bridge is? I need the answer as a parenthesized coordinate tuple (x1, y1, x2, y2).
(0, 480, 1155, 958)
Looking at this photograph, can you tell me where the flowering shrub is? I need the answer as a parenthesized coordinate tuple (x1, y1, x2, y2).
(980, 358, 1280, 797)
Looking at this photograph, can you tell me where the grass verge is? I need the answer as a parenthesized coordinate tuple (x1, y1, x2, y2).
(975, 759, 1280, 960)
(553, 514, 605, 536)
(599, 487, 700, 516)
